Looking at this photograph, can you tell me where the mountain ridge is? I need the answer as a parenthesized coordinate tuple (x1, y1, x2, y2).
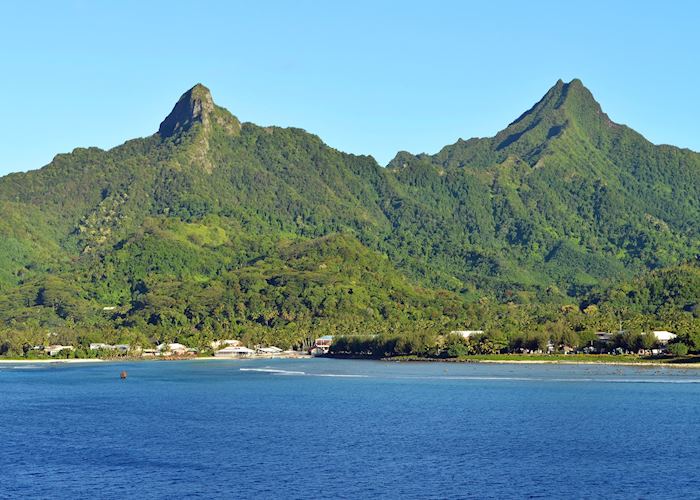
(0, 78, 697, 350)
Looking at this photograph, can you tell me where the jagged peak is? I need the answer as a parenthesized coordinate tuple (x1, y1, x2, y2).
(504, 78, 611, 133)
(158, 83, 240, 139)
(188, 83, 213, 102)
(555, 78, 596, 107)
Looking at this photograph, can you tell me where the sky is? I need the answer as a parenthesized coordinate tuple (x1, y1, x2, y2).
(1, 0, 699, 175)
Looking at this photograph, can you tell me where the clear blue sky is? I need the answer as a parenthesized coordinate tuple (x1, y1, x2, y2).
(1, 0, 699, 175)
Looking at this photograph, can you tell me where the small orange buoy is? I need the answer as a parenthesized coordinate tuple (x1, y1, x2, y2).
(120, 370, 127, 380)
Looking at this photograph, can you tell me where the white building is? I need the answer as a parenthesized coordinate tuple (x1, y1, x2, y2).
(312, 336, 334, 354)
(450, 330, 485, 338)
(210, 339, 242, 349)
(89, 343, 131, 354)
(214, 346, 256, 358)
(651, 331, 677, 344)
(45, 345, 74, 356)
(257, 346, 283, 354)
(156, 343, 189, 355)
(89, 343, 114, 350)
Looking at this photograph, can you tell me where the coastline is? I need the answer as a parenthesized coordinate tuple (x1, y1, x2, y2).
(188, 355, 311, 361)
(0, 358, 105, 364)
(381, 357, 700, 369)
(469, 359, 700, 368)
(324, 352, 700, 369)
(0, 353, 311, 364)
(3, 354, 698, 369)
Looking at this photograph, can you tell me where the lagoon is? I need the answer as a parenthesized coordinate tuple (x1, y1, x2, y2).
(1, 359, 699, 499)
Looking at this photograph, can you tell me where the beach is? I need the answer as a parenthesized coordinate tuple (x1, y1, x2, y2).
(472, 358, 700, 368)
(0, 358, 104, 364)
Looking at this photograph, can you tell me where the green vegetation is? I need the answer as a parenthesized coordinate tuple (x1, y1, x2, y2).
(328, 328, 700, 363)
(0, 80, 698, 355)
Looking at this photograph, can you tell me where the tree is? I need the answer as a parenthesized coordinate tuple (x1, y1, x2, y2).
(444, 334, 471, 357)
(668, 342, 689, 357)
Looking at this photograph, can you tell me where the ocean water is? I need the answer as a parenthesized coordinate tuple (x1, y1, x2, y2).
(1, 359, 699, 499)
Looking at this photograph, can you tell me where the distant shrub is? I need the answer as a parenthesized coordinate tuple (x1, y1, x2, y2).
(668, 342, 689, 357)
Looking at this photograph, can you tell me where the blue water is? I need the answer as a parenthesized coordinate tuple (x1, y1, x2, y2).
(2, 359, 700, 499)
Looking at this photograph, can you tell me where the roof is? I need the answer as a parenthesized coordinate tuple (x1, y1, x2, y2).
(89, 343, 113, 349)
(216, 346, 255, 354)
(157, 343, 187, 351)
(46, 345, 74, 353)
(450, 330, 484, 336)
(257, 346, 283, 353)
(318, 335, 334, 340)
(652, 330, 677, 341)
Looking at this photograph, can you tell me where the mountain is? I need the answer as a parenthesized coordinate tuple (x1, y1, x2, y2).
(386, 79, 700, 296)
(0, 80, 698, 350)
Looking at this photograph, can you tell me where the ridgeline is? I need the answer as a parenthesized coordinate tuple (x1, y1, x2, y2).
(0, 80, 698, 355)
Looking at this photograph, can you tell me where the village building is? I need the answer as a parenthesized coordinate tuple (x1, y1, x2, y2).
(650, 330, 677, 344)
(313, 335, 334, 354)
(595, 332, 615, 342)
(89, 343, 131, 354)
(546, 341, 555, 354)
(450, 330, 485, 338)
(89, 343, 114, 350)
(214, 346, 256, 358)
(210, 339, 243, 349)
(45, 345, 74, 356)
(257, 346, 283, 355)
(156, 343, 190, 356)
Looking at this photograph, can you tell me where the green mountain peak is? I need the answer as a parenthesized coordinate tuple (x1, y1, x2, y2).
(158, 83, 241, 139)
(158, 84, 214, 137)
(508, 78, 601, 127)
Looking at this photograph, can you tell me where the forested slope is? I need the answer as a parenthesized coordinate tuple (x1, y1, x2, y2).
(0, 80, 697, 351)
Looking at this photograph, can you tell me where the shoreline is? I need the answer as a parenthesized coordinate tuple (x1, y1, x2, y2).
(382, 357, 700, 369)
(188, 355, 312, 361)
(0, 354, 311, 364)
(324, 354, 700, 369)
(462, 359, 700, 369)
(0, 358, 105, 364)
(3, 355, 699, 369)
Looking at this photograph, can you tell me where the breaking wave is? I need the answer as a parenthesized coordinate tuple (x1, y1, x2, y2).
(239, 368, 306, 376)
